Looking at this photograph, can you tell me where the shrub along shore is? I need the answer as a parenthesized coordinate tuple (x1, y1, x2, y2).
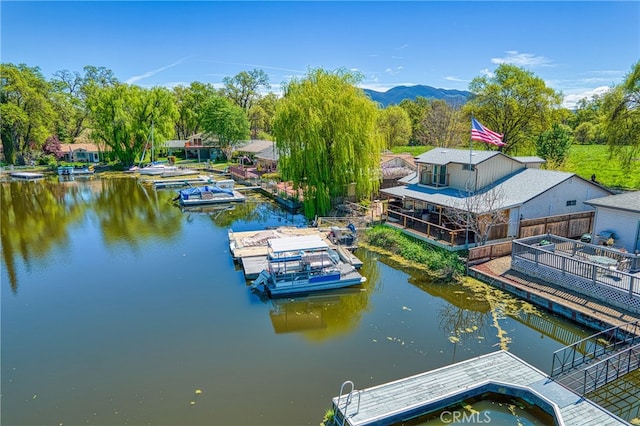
(361, 225, 465, 280)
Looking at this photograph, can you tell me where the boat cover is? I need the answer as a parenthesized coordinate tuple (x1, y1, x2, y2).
(179, 185, 233, 197)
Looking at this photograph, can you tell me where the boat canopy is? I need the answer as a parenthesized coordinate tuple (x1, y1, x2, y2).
(268, 235, 328, 254)
(179, 185, 233, 197)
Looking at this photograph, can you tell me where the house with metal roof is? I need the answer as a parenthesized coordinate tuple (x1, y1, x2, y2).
(380, 148, 613, 248)
(585, 190, 640, 253)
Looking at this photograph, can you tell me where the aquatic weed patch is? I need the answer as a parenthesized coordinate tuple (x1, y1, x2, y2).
(363, 226, 464, 279)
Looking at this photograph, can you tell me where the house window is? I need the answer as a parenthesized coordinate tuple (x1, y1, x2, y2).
(566, 200, 576, 206)
(419, 167, 431, 185)
(433, 165, 447, 186)
(462, 164, 475, 171)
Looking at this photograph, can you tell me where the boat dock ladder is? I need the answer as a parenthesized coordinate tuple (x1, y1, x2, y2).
(333, 380, 360, 426)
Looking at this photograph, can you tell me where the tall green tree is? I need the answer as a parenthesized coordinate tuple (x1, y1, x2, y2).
(465, 64, 562, 154)
(378, 105, 411, 148)
(248, 92, 279, 139)
(201, 96, 250, 160)
(222, 69, 270, 112)
(421, 99, 466, 148)
(172, 81, 218, 140)
(535, 123, 573, 167)
(50, 66, 118, 143)
(0, 63, 56, 164)
(273, 68, 383, 218)
(399, 96, 431, 145)
(87, 84, 177, 166)
(602, 61, 640, 167)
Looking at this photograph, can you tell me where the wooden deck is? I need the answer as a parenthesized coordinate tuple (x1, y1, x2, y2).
(229, 227, 334, 260)
(230, 227, 335, 279)
(332, 351, 628, 426)
(470, 256, 640, 332)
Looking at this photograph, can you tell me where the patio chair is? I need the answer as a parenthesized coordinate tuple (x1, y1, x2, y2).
(617, 259, 631, 272)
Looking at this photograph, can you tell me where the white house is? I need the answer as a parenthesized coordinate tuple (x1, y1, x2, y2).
(61, 143, 105, 163)
(584, 190, 640, 254)
(380, 148, 613, 246)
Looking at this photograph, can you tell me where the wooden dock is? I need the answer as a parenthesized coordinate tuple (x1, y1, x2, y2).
(10, 172, 44, 181)
(229, 226, 364, 279)
(336, 245, 363, 269)
(145, 175, 214, 189)
(332, 350, 628, 426)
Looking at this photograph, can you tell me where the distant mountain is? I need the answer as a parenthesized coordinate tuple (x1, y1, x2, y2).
(363, 85, 471, 107)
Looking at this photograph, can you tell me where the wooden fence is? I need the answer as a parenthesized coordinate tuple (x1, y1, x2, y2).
(469, 210, 594, 263)
(519, 211, 593, 239)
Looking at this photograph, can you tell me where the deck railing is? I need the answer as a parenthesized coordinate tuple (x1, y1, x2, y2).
(512, 234, 640, 299)
(582, 343, 640, 394)
(551, 319, 640, 377)
(385, 206, 467, 246)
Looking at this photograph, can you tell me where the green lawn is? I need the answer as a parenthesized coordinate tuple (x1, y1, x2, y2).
(390, 144, 639, 191)
(561, 145, 639, 190)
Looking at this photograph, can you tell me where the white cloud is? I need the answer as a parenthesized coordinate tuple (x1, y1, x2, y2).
(480, 68, 493, 78)
(203, 60, 305, 74)
(125, 58, 187, 85)
(445, 76, 467, 83)
(562, 86, 611, 109)
(385, 66, 403, 76)
(359, 82, 413, 92)
(491, 51, 553, 67)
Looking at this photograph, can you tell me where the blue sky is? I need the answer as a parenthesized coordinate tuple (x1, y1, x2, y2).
(2, 1, 639, 108)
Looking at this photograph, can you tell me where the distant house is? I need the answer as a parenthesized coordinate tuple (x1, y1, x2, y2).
(183, 133, 225, 162)
(380, 148, 613, 248)
(165, 139, 186, 157)
(380, 152, 416, 189)
(61, 143, 106, 163)
(585, 190, 640, 253)
(234, 140, 278, 173)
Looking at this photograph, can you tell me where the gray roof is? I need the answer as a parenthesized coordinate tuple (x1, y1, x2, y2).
(585, 190, 640, 214)
(415, 148, 501, 166)
(165, 140, 186, 148)
(255, 143, 279, 161)
(513, 155, 546, 164)
(235, 139, 275, 154)
(382, 168, 579, 213)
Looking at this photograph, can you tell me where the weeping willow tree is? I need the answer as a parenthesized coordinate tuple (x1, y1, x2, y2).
(273, 68, 384, 219)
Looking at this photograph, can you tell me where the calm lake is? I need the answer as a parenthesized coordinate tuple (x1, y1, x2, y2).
(1, 176, 636, 425)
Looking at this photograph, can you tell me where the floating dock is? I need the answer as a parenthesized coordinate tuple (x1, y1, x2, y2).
(10, 172, 44, 181)
(336, 245, 363, 269)
(229, 226, 363, 279)
(332, 350, 628, 426)
(145, 175, 216, 189)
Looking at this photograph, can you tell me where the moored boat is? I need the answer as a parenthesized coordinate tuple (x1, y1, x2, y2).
(58, 166, 74, 176)
(175, 179, 246, 206)
(57, 165, 94, 176)
(134, 162, 179, 176)
(251, 235, 366, 297)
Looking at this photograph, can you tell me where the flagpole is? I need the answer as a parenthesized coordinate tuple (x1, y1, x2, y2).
(466, 118, 472, 274)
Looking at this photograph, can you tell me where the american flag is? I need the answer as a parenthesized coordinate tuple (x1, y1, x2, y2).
(471, 118, 505, 146)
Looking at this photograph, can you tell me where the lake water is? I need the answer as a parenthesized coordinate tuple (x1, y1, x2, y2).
(1, 176, 636, 425)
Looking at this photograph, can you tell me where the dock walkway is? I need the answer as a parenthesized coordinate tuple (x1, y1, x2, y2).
(229, 227, 335, 280)
(469, 256, 640, 332)
(332, 350, 628, 426)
